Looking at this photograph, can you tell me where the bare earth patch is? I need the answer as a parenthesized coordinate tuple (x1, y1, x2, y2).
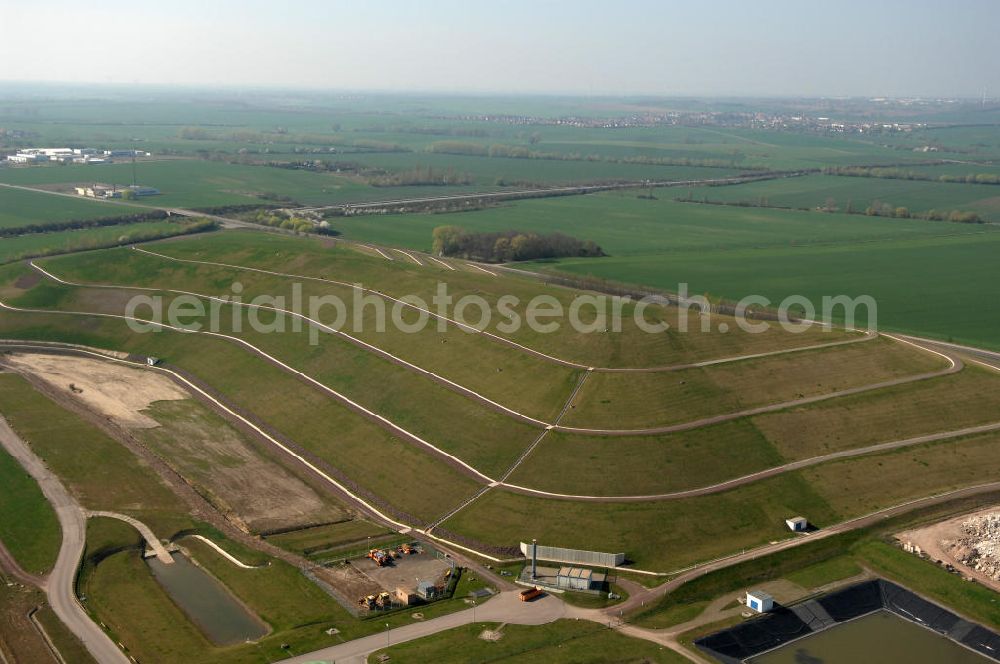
(898, 505, 1000, 593)
(1, 353, 186, 428)
(138, 400, 347, 533)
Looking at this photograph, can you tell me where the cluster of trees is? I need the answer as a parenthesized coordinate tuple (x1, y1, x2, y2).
(241, 210, 337, 235)
(367, 165, 474, 187)
(675, 192, 984, 224)
(862, 202, 982, 223)
(243, 210, 316, 233)
(0, 210, 170, 238)
(427, 140, 757, 170)
(824, 166, 1000, 185)
(432, 225, 604, 263)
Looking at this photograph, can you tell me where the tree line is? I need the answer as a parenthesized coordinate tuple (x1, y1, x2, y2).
(824, 165, 1000, 185)
(366, 165, 474, 187)
(432, 226, 604, 263)
(427, 140, 763, 170)
(674, 192, 984, 224)
(4, 219, 218, 265)
(0, 210, 170, 238)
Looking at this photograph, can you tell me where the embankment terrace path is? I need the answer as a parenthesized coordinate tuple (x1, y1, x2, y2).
(0, 415, 130, 664)
(130, 245, 876, 374)
(0, 276, 970, 503)
(31, 258, 936, 439)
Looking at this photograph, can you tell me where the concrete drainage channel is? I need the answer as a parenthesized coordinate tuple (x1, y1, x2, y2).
(696, 578, 1000, 663)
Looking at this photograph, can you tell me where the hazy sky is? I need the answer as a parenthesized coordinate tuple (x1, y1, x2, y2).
(4, 0, 999, 97)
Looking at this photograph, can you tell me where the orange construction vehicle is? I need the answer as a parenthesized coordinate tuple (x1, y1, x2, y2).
(368, 549, 390, 566)
(519, 587, 544, 602)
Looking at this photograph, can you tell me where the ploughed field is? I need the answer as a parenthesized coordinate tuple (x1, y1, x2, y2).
(1, 229, 998, 572)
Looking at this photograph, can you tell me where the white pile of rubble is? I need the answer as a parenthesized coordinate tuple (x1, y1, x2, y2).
(952, 513, 1000, 580)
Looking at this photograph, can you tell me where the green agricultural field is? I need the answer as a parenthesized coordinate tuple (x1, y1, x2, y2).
(2, 95, 947, 172)
(332, 190, 1000, 348)
(0, 185, 145, 230)
(531, 226, 1000, 350)
(337, 150, 744, 186)
(693, 173, 1000, 219)
(0, 159, 485, 208)
(330, 190, 990, 255)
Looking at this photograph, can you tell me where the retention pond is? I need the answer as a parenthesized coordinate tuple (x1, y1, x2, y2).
(696, 579, 1000, 663)
(750, 609, 989, 663)
(147, 551, 267, 645)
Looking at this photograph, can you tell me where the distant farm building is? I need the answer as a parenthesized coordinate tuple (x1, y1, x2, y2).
(75, 184, 160, 199)
(746, 590, 774, 613)
(785, 516, 808, 532)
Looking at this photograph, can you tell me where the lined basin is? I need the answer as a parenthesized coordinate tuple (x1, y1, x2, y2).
(749, 610, 989, 664)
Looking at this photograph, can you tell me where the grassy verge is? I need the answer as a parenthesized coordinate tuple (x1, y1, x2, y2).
(783, 555, 861, 590)
(0, 404, 61, 575)
(634, 491, 1000, 630)
(367, 619, 688, 663)
(558, 583, 629, 610)
(265, 519, 393, 556)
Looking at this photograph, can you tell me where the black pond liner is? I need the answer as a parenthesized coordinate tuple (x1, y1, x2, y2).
(695, 579, 1000, 663)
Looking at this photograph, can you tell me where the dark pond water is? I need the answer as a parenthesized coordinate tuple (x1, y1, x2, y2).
(147, 552, 267, 646)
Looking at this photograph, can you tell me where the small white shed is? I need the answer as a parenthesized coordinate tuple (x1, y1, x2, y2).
(785, 516, 808, 532)
(746, 590, 774, 613)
